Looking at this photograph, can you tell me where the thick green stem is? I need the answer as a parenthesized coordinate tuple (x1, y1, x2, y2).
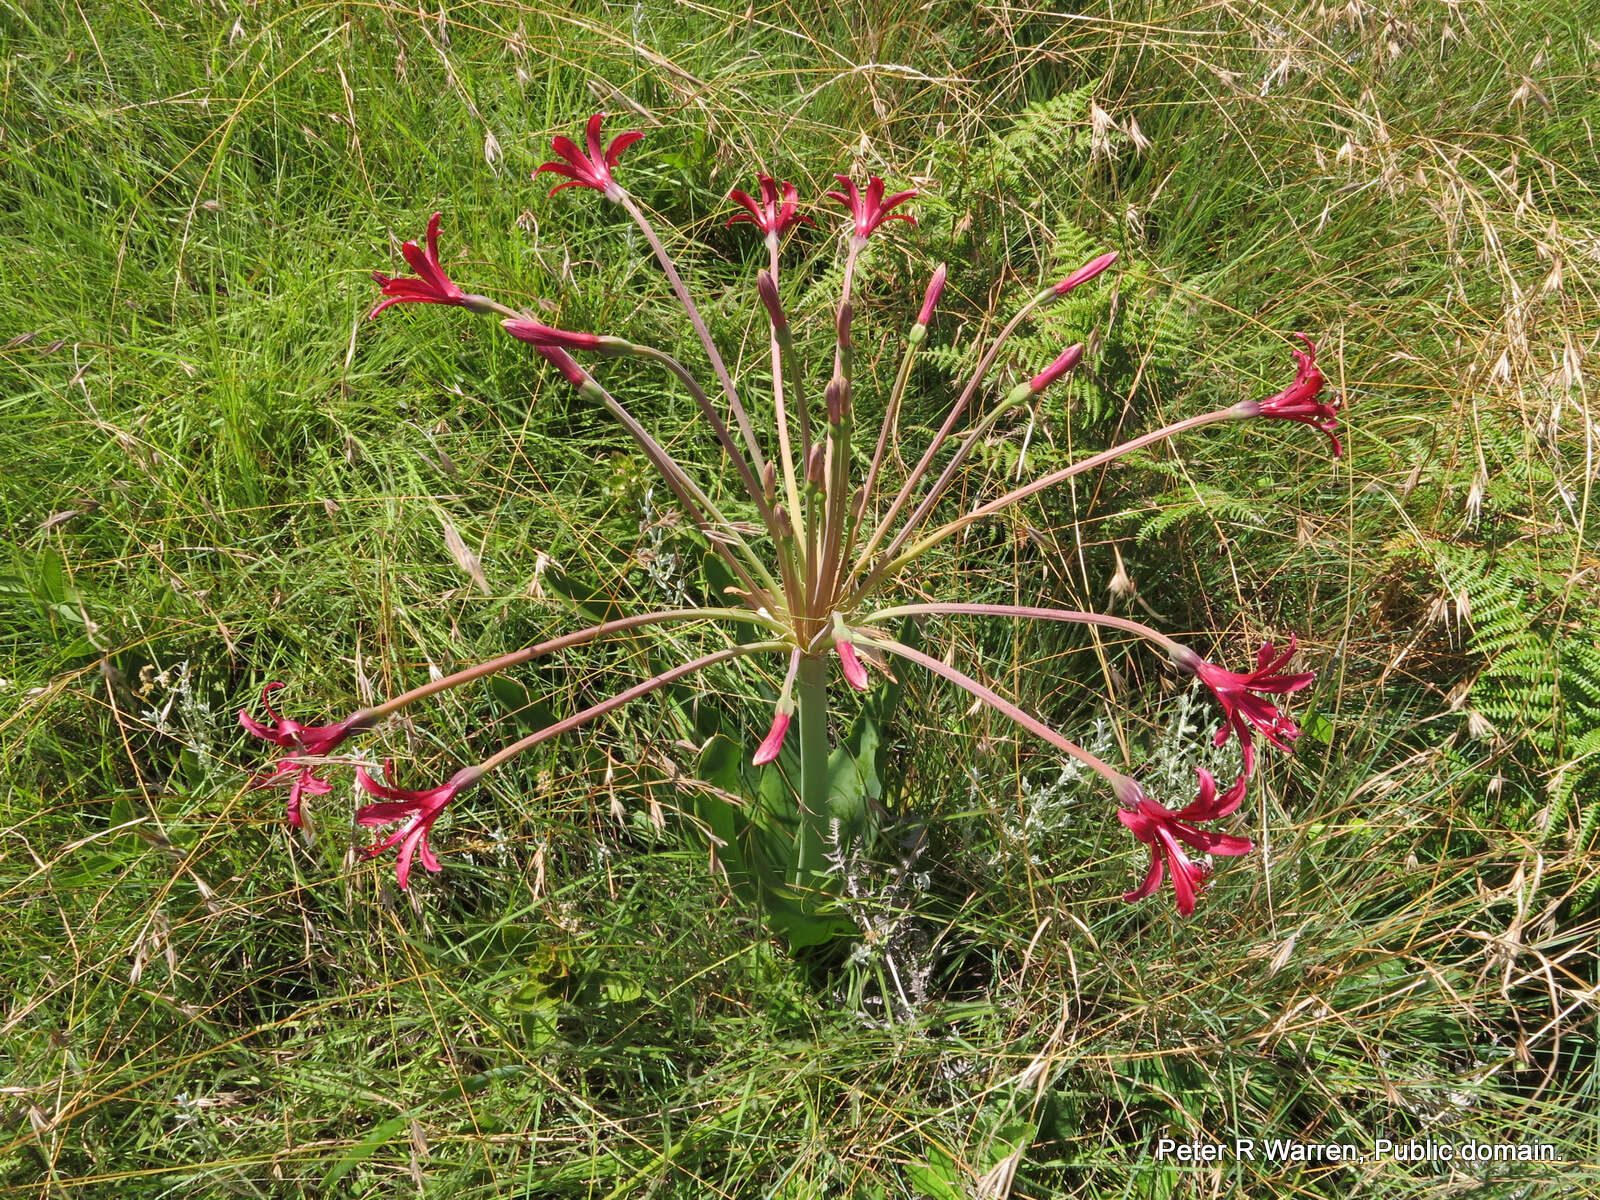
(794, 652, 832, 877)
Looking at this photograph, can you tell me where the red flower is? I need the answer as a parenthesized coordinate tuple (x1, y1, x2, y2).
(752, 708, 792, 766)
(535, 112, 643, 198)
(370, 213, 488, 319)
(1181, 637, 1314, 774)
(354, 761, 481, 891)
(240, 683, 357, 756)
(1246, 334, 1342, 457)
(727, 174, 814, 237)
(240, 683, 360, 828)
(253, 760, 333, 829)
(1119, 769, 1253, 915)
(825, 175, 917, 240)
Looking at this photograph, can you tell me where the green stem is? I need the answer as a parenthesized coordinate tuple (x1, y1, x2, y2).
(794, 652, 832, 878)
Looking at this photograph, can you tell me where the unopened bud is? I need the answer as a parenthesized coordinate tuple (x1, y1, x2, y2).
(835, 301, 853, 349)
(756, 269, 787, 332)
(824, 378, 848, 425)
(761, 460, 777, 507)
(752, 708, 792, 766)
(1029, 343, 1084, 393)
(917, 263, 947, 326)
(534, 345, 589, 389)
(805, 444, 826, 487)
(773, 505, 793, 538)
(503, 317, 604, 351)
(1053, 250, 1118, 296)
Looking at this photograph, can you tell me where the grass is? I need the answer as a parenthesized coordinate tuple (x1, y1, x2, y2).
(2, 0, 1598, 1196)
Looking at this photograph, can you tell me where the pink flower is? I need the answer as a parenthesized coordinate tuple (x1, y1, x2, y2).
(917, 263, 948, 327)
(240, 683, 357, 755)
(253, 761, 333, 829)
(1244, 334, 1342, 457)
(370, 213, 489, 319)
(240, 683, 362, 828)
(825, 175, 917, 240)
(752, 709, 792, 766)
(1029, 344, 1084, 393)
(1053, 250, 1118, 296)
(535, 112, 643, 198)
(1180, 637, 1314, 774)
(500, 317, 604, 351)
(727, 174, 814, 237)
(355, 761, 482, 891)
(1119, 769, 1253, 915)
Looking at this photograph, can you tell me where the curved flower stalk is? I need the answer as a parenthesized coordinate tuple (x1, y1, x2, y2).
(241, 112, 1338, 915)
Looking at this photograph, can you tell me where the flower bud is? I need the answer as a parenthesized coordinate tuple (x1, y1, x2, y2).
(835, 301, 853, 349)
(761, 460, 777, 507)
(752, 709, 792, 766)
(1029, 344, 1084, 393)
(534, 345, 589, 389)
(502, 317, 603, 350)
(805, 444, 826, 488)
(824, 378, 848, 425)
(1053, 250, 1118, 296)
(836, 641, 869, 691)
(917, 263, 947, 326)
(773, 505, 793, 538)
(756, 269, 787, 332)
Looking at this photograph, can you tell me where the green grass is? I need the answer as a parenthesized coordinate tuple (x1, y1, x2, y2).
(3, 0, 1598, 1196)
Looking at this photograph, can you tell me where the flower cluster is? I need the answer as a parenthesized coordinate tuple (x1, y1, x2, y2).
(240, 111, 1337, 916)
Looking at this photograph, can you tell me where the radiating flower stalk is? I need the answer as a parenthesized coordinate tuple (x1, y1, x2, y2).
(242, 113, 1337, 915)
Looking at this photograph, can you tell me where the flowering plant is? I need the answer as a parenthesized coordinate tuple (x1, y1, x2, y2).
(242, 113, 1335, 923)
